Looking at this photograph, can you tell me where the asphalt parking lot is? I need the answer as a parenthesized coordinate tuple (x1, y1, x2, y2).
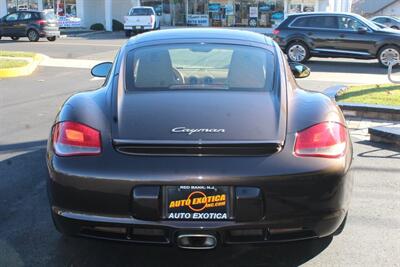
(0, 34, 399, 267)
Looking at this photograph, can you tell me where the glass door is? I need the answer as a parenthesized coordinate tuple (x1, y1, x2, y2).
(188, 0, 208, 26)
(170, 0, 187, 25)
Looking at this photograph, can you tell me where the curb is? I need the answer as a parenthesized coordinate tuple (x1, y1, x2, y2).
(0, 54, 43, 78)
(338, 102, 400, 121)
(323, 85, 348, 100)
(323, 85, 400, 121)
(324, 85, 400, 147)
(369, 126, 400, 147)
(63, 31, 105, 37)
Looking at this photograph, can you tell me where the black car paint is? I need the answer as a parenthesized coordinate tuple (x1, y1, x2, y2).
(0, 11, 59, 39)
(46, 29, 353, 247)
(274, 12, 400, 60)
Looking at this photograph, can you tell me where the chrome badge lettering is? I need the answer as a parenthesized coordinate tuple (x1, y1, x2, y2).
(171, 127, 225, 135)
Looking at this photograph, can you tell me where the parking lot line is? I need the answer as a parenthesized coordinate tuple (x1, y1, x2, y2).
(39, 56, 102, 69)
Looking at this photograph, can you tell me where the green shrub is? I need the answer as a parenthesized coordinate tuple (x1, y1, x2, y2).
(112, 19, 124, 31)
(90, 23, 105, 31)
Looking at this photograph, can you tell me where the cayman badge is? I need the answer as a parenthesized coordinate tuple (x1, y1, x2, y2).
(171, 127, 225, 135)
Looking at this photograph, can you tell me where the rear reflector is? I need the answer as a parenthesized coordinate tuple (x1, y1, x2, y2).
(93, 226, 127, 235)
(294, 122, 347, 158)
(230, 229, 264, 237)
(52, 121, 101, 156)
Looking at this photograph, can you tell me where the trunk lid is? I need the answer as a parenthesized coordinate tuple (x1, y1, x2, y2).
(112, 91, 286, 155)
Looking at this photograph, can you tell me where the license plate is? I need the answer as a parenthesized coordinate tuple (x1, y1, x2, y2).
(46, 32, 58, 36)
(135, 26, 141, 29)
(166, 186, 230, 220)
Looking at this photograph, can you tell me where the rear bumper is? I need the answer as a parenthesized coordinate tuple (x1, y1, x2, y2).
(47, 131, 353, 246)
(40, 30, 60, 38)
(124, 25, 154, 31)
(48, 165, 353, 245)
(51, 206, 346, 245)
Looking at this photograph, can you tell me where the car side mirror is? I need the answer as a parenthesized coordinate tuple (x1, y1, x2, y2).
(388, 60, 400, 84)
(357, 26, 368, 33)
(289, 62, 310, 79)
(91, 62, 112, 78)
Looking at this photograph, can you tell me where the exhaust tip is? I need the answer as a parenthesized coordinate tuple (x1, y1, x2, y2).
(177, 234, 217, 249)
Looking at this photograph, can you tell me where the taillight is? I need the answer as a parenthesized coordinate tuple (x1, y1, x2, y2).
(52, 121, 101, 156)
(36, 19, 47, 26)
(272, 29, 280, 35)
(294, 122, 347, 158)
(150, 15, 154, 25)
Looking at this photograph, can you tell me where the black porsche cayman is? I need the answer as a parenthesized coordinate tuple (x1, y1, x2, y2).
(47, 29, 353, 249)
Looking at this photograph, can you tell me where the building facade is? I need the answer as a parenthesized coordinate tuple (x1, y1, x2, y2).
(0, 0, 352, 31)
(352, 0, 400, 18)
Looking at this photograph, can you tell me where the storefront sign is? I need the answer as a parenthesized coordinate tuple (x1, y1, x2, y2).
(58, 16, 81, 27)
(272, 11, 284, 20)
(208, 3, 221, 12)
(225, 4, 234, 16)
(249, 6, 258, 18)
(187, 15, 209, 27)
(259, 4, 271, 12)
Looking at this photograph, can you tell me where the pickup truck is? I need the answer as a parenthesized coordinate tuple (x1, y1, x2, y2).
(124, 6, 160, 37)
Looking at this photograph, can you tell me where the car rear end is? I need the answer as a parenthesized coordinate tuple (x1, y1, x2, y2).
(38, 10, 60, 38)
(47, 35, 352, 249)
(271, 14, 297, 51)
(124, 7, 156, 34)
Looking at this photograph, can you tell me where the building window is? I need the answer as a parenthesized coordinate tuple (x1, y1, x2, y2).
(187, 0, 208, 26)
(288, 0, 316, 14)
(40, 0, 77, 17)
(233, 0, 284, 27)
(141, 0, 163, 15)
(43, 0, 54, 9)
(65, 0, 77, 17)
(188, 0, 206, 14)
(41, 0, 81, 27)
(7, 0, 38, 13)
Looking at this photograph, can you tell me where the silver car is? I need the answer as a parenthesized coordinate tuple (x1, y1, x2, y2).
(371, 16, 400, 30)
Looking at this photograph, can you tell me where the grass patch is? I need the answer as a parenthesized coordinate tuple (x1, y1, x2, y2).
(336, 84, 400, 106)
(0, 59, 29, 68)
(0, 51, 36, 58)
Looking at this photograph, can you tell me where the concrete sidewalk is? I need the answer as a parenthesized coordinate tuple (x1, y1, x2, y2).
(305, 71, 392, 85)
(39, 55, 101, 69)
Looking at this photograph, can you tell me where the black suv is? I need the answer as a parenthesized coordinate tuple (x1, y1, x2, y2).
(273, 12, 400, 67)
(0, 10, 60, 42)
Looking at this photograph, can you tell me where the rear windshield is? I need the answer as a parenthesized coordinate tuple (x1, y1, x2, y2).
(125, 44, 274, 91)
(41, 11, 56, 20)
(129, 8, 154, 16)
